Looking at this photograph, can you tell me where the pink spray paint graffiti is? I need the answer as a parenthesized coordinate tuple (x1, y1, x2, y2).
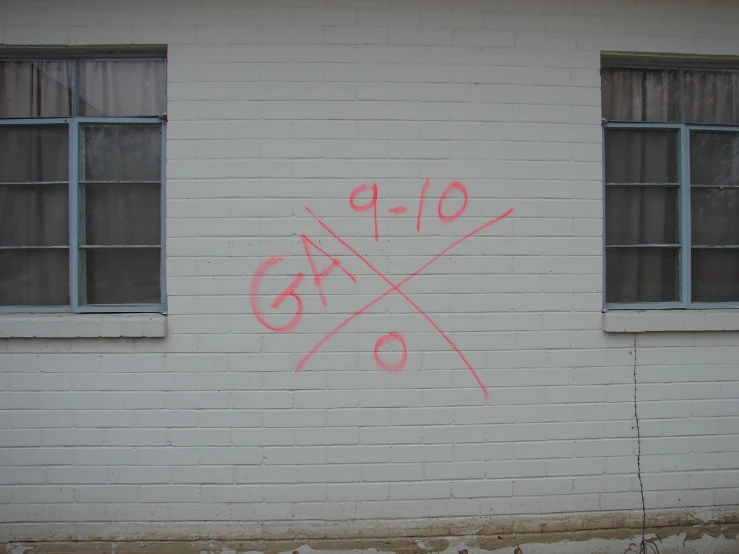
(250, 179, 513, 398)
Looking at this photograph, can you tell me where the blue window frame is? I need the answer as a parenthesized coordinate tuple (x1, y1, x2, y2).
(0, 50, 167, 313)
(602, 56, 739, 309)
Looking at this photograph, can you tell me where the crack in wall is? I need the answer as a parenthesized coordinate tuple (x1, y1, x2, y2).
(627, 333, 654, 554)
(635, 334, 646, 539)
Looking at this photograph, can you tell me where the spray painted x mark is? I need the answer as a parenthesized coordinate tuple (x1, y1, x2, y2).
(296, 207, 514, 399)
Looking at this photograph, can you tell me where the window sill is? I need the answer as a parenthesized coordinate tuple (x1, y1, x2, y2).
(0, 313, 167, 338)
(603, 310, 739, 333)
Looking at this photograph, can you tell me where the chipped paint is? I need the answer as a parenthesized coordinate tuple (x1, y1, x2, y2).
(6, 545, 34, 554)
(4, 533, 739, 554)
(4, 509, 739, 554)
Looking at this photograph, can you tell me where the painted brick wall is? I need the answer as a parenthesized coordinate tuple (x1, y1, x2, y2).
(1, 0, 739, 540)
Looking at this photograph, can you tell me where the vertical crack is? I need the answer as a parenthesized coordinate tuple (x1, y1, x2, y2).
(633, 333, 646, 543)
(626, 334, 661, 554)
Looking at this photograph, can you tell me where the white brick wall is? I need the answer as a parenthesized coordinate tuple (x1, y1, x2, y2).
(2, 0, 739, 542)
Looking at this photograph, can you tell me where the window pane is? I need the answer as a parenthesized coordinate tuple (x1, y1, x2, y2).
(606, 186, 678, 245)
(0, 61, 74, 117)
(0, 185, 68, 247)
(83, 248, 160, 305)
(605, 130, 678, 184)
(606, 248, 679, 303)
(601, 68, 679, 122)
(81, 125, 161, 182)
(0, 249, 69, 305)
(692, 249, 739, 302)
(685, 70, 739, 125)
(83, 183, 160, 246)
(691, 188, 739, 246)
(79, 59, 166, 117)
(0, 126, 68, 183)
(690, 132, 739, 187)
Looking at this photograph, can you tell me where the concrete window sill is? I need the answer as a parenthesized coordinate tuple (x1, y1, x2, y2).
(0, 313, 167, 338)
(603, 310, 739, 333)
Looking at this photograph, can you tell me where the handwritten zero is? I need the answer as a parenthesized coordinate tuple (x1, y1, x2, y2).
(250, 179, 513, 398)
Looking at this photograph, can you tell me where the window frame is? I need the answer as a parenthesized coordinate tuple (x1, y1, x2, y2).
(602, 55, 739, 311)
(0, 50, 167, 314)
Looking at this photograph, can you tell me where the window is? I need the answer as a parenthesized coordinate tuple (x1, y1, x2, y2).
(0, 51, 166, 312)
(602, 57, 739, 309)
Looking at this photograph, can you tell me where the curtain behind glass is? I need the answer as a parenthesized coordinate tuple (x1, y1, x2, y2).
(79, 60, 166, 117)
(0, 61, 72, 305)
(0, 126, 69, 305)
(79, 123, 162, 305)
(0, 61, 74, 117)
(601, 68, 679, 122)
(686, 72, 739, 302)
(602, 68, 680, 303)
(0, 57, 165, 306)
(685, 70, 739, 125)
(604, 67, 739, 303)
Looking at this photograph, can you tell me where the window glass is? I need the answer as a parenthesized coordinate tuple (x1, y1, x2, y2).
(606, 186, 678, 246)
(690, 129, 739, 302)
(692, 250, 739, 302)
(603, 62, 739, 306)
(0, 54, 165, 311)
(601, 68, 679, 122)
(0, 250, 69, 305)
(0, 185, 68, 247)
(0, 125, 69, 183)
(690, 131, 739, 187)
(605, 129, 678, 184)
(84, 248, 160, 305)
(79, 123, 162, 306)
(606, 248, 679, 303)
(691, 188, 739, 246)
(0, 61, 74, 117)
(79, 59, 166, 117)
(0, 124, 69, 307)
(81, 124, 161, 182)
(83, 183, 160, 246)
(0, 126, 69, 248)
(685, 70, 739, 125)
